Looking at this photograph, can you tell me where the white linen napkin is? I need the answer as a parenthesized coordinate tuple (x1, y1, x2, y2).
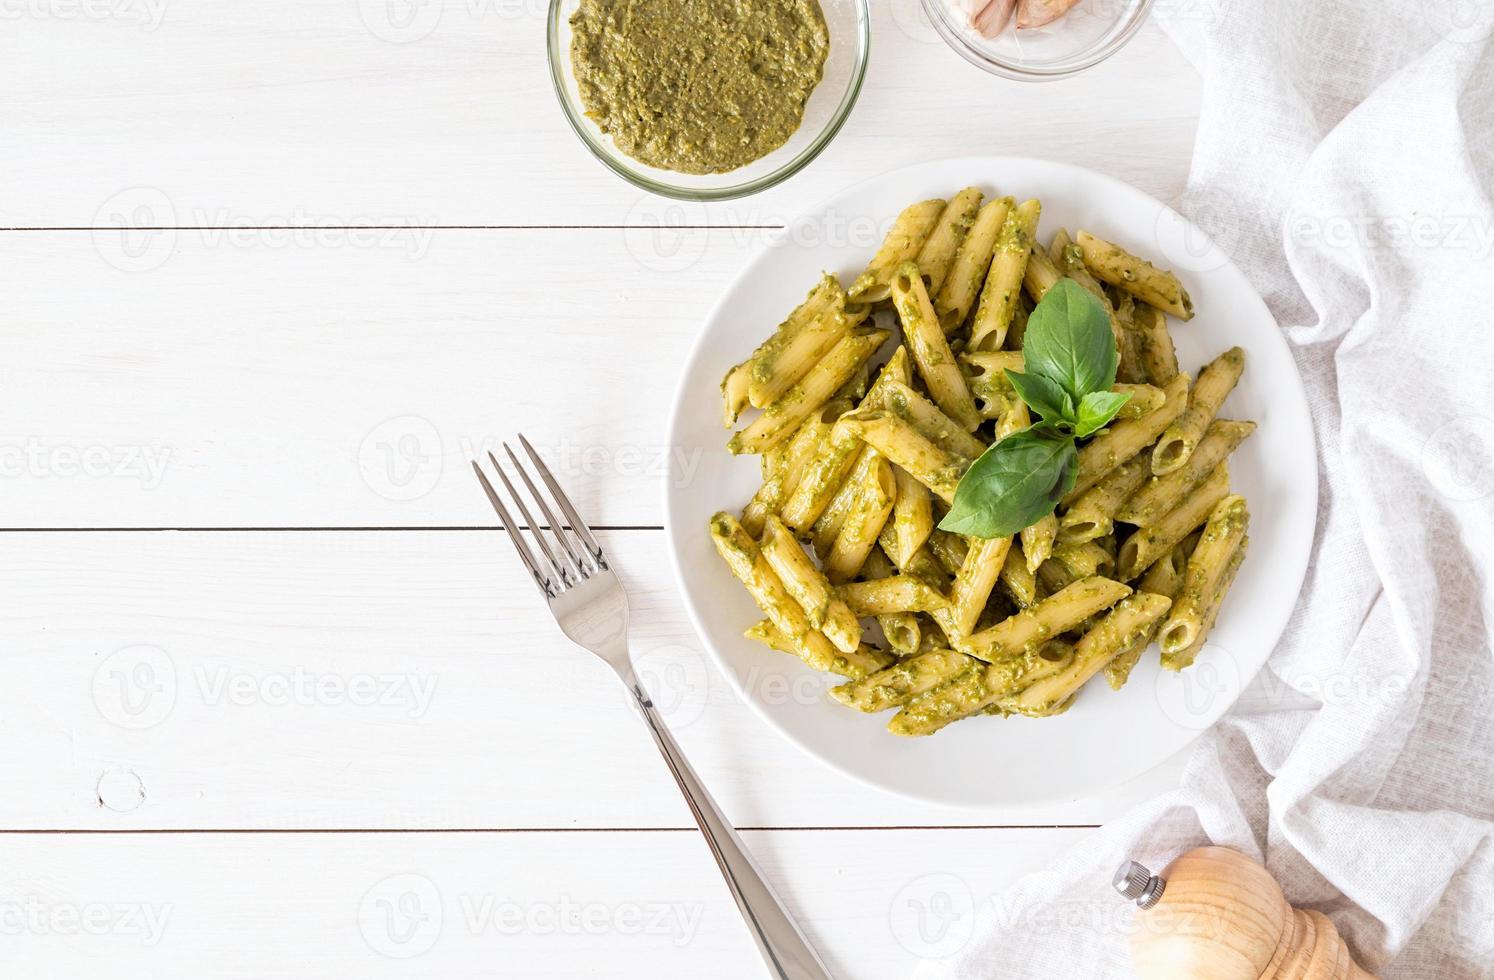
(919, 2, 1494, 976)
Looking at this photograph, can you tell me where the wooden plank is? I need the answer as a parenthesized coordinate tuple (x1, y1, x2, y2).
(0, 529, 1183, 829)
(0, 230, 750, 528)
(0, 827, 1090, 978)
(0, 3, 1200, 228)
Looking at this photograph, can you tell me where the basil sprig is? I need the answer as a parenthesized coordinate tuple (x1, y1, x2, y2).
(939, 280, 1131, 538)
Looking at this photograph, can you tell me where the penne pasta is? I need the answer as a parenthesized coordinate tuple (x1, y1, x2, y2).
(891, 262, 982, 432)
(1135, 533, 1194, 600)
(1005, 592, 1173, 715)
(936, 195, 1013, 331)
(948, 534, 1015, 638)
(745, 274, 852, 408)
(729, 328, 890, 455)
(958, 576, 1132, 662)
(810, 445, 875, 555)
(778, 419, 862, 532)
(1075, 230, 1195, 320)
(1158, 495, 1249, 656)
(1161, 534, 1247, 672)
(831, 648, 977, 714)
(744, 620, 895, 680)
(1064, 371, 1191, 503)
(759, 515, 862, 654)
(1022, 243, 1062, 303)
(722, 361, 752, 427)
(875, 378, 988, 459)
(1021, 513, 1058, 573)
(998, 538, 1040, 608)
(880, 614, 921, 654)
(836, 409, 971, 503)
(1116, 463, 1231, 580)
(1112, 382, 1166, 420)
(862, 345, 914, 408)
(824, 452, 896, 584)
(1059, 455, 1152, 545)
(849, 198, 946, 303)
(836, 574, 950, 615)
(710, 513, 853, 674)
(740, 401, 846, 535)
(1151, 347, 1245, 475)
(1131, 301, 1180, 385)
(914, 187, 984, 296)
(890, 467, 935, 567)
(862, 548, 926, 654)
(888, 643, 1075, 736)
(1120, 419, 1255, 525)
(1052, 540, 1114, 580)
(926, 529, 970, 580)
(969, 199, 1042, 351)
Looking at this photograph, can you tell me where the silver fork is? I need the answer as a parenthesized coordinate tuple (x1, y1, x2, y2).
(471, 436, 835, 980)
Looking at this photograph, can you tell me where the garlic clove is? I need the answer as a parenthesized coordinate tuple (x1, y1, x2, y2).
(1015, 0, 1082, 29)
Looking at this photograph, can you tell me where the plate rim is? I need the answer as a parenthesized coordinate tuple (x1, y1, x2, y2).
(661, 155, 1318, 808)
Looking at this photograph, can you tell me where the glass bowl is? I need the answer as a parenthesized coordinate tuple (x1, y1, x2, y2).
(920, 0, 1153, 81)
(546, 0, 870, 201)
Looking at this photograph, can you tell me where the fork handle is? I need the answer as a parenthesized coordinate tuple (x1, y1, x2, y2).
(625, 677, 836, 980)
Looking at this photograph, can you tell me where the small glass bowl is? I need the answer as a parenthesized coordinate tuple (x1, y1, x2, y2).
(546, 0, 870, 201)
(920, 0, 1153, 81)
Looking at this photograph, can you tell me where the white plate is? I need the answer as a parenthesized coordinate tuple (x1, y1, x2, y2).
(663, 157, 1316, 808)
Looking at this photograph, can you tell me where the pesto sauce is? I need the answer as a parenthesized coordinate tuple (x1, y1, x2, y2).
(569, 0, 830, 175)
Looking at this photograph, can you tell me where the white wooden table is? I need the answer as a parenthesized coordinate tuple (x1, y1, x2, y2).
(0, 4, 1201, 976)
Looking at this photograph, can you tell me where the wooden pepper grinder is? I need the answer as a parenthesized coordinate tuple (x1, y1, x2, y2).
(1113, 846, 1380, 980)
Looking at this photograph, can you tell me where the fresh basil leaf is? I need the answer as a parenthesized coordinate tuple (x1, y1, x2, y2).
(938, 426, 1079, 539)
(1004, 369, 1075, 426)
(1022, 279, 1118, 402)
(1073, 389, 1133, 439)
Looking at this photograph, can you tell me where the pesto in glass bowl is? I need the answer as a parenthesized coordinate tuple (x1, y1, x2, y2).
(547, 0, 869, 201)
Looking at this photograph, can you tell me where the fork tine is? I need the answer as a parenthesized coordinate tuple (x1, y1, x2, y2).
(502, 442, 593, 576)
(470, 460, 554, 597)
(517, 433, 606, 567)
(486, 451, 576, 586)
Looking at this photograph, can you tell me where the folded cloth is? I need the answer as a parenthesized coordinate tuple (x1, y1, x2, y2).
(919, 2, 1494, 976)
